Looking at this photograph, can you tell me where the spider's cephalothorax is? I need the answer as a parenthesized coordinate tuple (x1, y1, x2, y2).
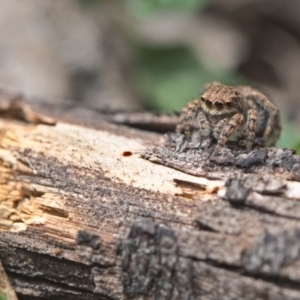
(176, 82, 281, 155)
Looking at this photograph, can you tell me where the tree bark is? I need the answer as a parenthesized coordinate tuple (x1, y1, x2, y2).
(1, 90, 300, 299)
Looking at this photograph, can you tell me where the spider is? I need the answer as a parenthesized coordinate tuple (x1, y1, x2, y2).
(176, 82, 281, 156)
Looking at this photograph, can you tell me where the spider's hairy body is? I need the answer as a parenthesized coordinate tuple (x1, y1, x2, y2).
(176, 82, 281, 155)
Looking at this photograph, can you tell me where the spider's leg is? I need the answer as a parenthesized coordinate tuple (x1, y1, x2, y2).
(176, 100, 200, 151)
(245, 108, 258, 149)
(212, 114, 244, 156)
(196, 109, 211, 148)
(240, 87, 280, 142)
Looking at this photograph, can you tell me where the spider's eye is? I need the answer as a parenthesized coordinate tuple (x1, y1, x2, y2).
(215, 102, 224, 110)
(205, 100, 213, 108)
(226, 102, 233, 109)
(201, 96, 205, 102)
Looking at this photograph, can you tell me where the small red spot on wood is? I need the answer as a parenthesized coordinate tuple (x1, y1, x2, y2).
(122, 151, 132, 157)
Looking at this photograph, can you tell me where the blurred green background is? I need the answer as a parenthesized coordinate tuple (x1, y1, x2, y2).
(125, 0, 300, 151)
(121, 0, 245, 113)
(0, 0, 299, 151)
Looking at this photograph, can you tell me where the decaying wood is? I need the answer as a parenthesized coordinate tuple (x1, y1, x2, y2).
(1, 90, 300, 299)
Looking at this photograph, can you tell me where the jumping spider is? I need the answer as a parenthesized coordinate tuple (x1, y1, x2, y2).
(176, 82, 281, 156)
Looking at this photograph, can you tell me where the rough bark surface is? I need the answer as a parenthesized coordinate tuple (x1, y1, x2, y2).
(1, 90, 300, 299)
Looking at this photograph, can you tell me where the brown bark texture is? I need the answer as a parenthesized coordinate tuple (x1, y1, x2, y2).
(1, 89, 300, 299)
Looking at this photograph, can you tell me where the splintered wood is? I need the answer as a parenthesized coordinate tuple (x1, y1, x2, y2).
(1, 92, 300, 299)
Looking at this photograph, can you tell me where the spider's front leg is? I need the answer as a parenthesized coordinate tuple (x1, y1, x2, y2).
(175, 100, 200, 152)
(196, 109, 212, 149)
(245, 108, 258, 149)
(212, 114, 244, 156)
(248, 90, 280, 141)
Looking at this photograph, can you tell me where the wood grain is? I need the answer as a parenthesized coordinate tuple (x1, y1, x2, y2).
(1, 91, 300, 299)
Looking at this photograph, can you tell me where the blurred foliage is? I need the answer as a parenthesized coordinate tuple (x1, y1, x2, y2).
(0, 294, 7, 300)
(128, 0, 208, 17)
(293, 141, 300, 154)
(77, 0, 300, 152)
(128, 0, 300, 152)
(137, 47, 244, 112)
(78, 0, 99, 6)
(127, 0, 244, 112)
(280, 120, 300, 151)
(80, 0, 208, 12)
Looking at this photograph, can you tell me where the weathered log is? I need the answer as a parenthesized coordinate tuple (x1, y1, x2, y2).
(1, 90, 300, 299)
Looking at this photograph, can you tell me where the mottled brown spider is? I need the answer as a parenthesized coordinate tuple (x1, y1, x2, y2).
(176, 82, 281, 156)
